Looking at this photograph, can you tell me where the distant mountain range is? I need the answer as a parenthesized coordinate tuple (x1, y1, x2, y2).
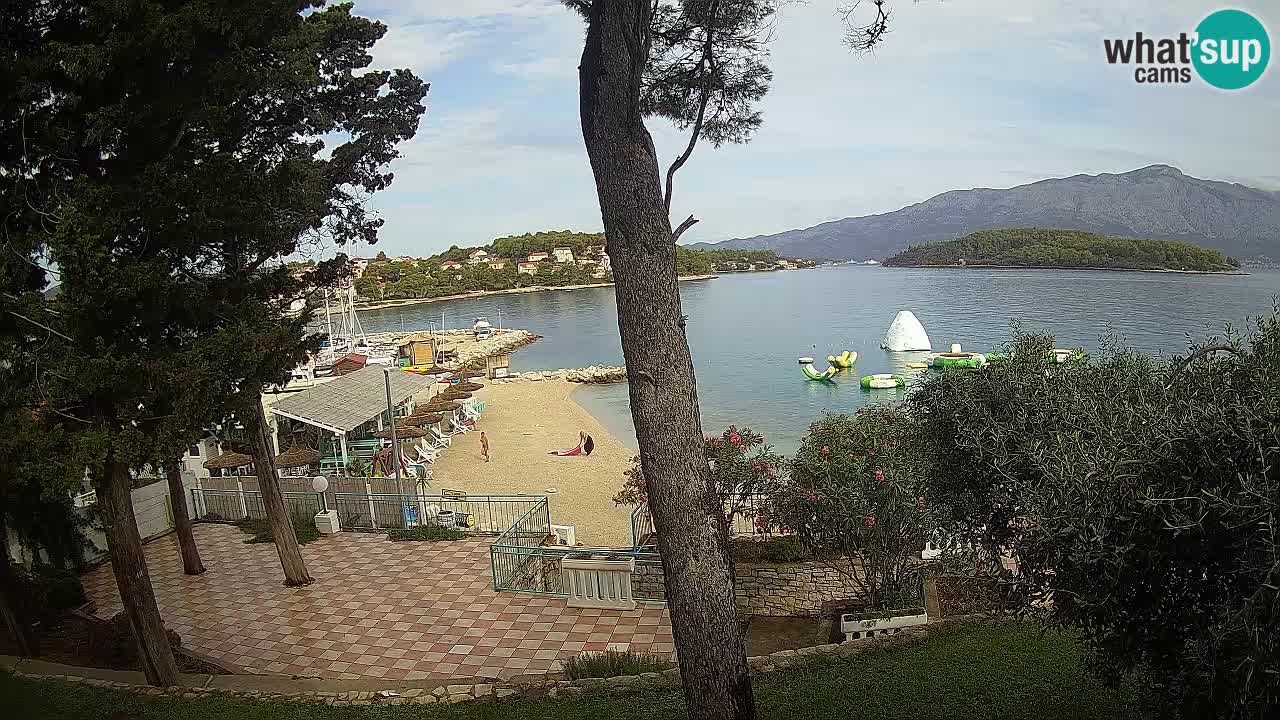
(689, 166, 1280, 261)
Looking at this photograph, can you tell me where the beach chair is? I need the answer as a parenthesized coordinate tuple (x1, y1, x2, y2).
(427, 427, 452, 448)
(415, 445, 440, 464)
(460, 402, 482, 421)
(448, 412, 472, 435)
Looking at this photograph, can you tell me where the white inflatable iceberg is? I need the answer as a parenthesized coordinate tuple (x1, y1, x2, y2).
(881, 311, 932, 352)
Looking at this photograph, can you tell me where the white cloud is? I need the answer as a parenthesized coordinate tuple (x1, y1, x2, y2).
(371, 24, 478, 74)
(346, 0, 1280, 254)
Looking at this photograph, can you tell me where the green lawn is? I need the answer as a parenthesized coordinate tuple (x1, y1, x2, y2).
(1, 622, 1140, 720)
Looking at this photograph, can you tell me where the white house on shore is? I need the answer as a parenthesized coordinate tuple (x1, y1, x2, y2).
(517, 261, 539, 275)
(553, 247, 574, 263)
(467, 249, 489, 265)
(526, 251, 549, 262)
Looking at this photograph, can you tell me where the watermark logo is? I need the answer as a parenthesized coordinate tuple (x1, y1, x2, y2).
(1104, 9, 1270, 89)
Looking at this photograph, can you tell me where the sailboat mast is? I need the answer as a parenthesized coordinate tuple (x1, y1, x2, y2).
(324, 291, 334, 359)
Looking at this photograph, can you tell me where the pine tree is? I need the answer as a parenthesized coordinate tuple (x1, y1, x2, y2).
(2, 0, 426, 684)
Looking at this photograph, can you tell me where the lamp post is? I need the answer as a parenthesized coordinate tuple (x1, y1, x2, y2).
(313, 474, 340, 534)
(383, 367, 404, 499)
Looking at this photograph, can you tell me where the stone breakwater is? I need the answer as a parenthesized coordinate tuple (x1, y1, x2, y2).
(452, 329, 539, 370)
(494, 365, 627, 384)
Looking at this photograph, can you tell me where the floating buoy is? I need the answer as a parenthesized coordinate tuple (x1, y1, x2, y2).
(800, 356, 838, 382)
(881, 311, 932, 352)
(861, 373, 906, 389)
(826, 350, 857, 368)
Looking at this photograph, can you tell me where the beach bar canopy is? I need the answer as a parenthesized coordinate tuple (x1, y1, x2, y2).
(269, 365, 437, 468)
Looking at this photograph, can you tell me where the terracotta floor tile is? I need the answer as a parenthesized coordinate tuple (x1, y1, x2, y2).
(81, 524, 673, 681)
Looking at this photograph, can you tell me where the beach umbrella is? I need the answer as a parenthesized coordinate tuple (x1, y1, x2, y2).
(443, 391, 472, 401)
(454, 382, 483, 392)
(400, 412, 444, 426)
(373, 426, 428, 439)
(424, 400, 460, 412)
(203, 451, 253, 470)
(274, 445, 320, 469)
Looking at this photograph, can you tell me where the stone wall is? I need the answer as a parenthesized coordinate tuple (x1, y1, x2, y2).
(629, 559, 862, 617)
(734, 562, 862, 617)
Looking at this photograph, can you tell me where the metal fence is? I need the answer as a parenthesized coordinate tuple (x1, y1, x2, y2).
(190, 486, 542, 536)
(492, 498, 665, 600)
(628, 493, 778, 548)
(190, 488, 322, 522)
(332, 492, 544, 533)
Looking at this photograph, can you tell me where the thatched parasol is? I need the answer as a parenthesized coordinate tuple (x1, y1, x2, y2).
(443, 390, 472, 401)
(274, 445, 320, 469)
(400, 412, 444, 426)
(423, 400, 460, 412)
(454, 382, 483, 392)
(203, 451, 253, 470)
(373, 426, 428, 439)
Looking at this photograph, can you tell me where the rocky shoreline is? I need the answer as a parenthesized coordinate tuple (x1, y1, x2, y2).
(494, 365, 627, 384)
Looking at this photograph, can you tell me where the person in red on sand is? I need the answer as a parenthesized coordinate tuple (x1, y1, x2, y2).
(549, 431, 594, 457)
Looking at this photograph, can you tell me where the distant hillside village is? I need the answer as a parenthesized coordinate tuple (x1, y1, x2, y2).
(297, 231, 815, 303)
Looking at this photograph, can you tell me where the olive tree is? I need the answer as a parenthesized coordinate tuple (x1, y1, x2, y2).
(911, 319, 1280, 717)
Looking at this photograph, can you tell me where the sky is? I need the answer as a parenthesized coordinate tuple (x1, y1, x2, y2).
(335, 0, 1280, 257)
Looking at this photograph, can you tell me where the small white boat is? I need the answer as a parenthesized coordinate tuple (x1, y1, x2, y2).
(472, 316, 493, 340)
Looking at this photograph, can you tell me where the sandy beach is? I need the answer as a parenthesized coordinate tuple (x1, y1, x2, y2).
(428, 378, 636, 547)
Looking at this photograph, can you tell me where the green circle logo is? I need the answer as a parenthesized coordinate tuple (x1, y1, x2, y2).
(1193, 9, 1270, 89)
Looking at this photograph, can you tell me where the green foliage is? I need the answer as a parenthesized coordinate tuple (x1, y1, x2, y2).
(235, 515, 320, 546)
(563, 649, 673, 679)
(488, 230, 604, 260)
(13, 565, 88, 624)
(910, 315, 1280, 718)
(766, 409, 934, 610)
(642, 3, 773, 147)
(2, 0, 427, 476)
(883, 228, 1239, 271)
(730, 536, 813, 564)
(87, 612, 182, 671)
(0, 621, 1141, 719)
(674, 246, 715, 275)
(356, 232, 612, 301)
(386, 525, 467, 542)
(614, 426, 784, 536)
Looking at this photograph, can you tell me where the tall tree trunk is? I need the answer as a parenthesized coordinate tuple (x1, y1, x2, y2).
(166, 460, 204, 576)
(0, 513, 39, 657)
(94, 457, 179, 686)
(247, 397, 312, 586)
(577, 4, 756, 720)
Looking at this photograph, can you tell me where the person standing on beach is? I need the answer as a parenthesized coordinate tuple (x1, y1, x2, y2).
(480, 431, 490, 462)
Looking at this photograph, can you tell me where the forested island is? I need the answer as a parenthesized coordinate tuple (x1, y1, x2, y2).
(336, 230, 813, 304)
(881, 228, 1243, 272)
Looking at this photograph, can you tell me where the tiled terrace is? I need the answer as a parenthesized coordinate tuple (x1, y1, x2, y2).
(82, 524, 673, 681)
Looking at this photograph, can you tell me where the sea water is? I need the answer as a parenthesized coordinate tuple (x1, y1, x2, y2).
(359, 265, 1280, 452)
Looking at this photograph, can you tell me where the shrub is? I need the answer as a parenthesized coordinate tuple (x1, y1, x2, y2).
(87, 612, 181, 669)
(236, 514, 320, 545)
(387, 525, 467, 542)
(765, 408, 935, 610)
(911, 316, 1280, 718)
(13, 565, 87, 623)
(563, 649, 672, 679)
(730, 536, 812, 564)
(613, 425, 784, 535)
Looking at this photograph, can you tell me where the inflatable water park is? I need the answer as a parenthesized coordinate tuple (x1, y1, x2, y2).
(796, 309, 1085, 389)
